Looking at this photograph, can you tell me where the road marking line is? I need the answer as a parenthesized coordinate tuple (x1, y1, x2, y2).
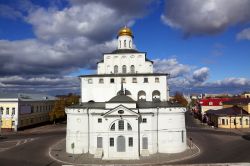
(16, 141, 21, 146)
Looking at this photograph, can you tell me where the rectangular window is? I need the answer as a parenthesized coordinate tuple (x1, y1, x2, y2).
(129, 137, 133, 147)
(12, 121, 15, 126)
(122, 78, 126, 83)
(0, 107, 3, 114)
(12, 108, 15, 115)
(88, 79, 93, 84)
(144, 78, 148, 83)
(98, 118, 102, 123)
(99, 78, 104, 84)
(155, 77, 159, 83)
(6, 107, 9, 115)
(142, 118, 147, 123)
(110, 78, 115, 83)
(240, 118, 242, 125)
(97, 137, 103, 148)
(222, 119, 225, 125)
(132, 78, 137, 83)
(118, 120, 124, 130)
(110, 138, 114, 147)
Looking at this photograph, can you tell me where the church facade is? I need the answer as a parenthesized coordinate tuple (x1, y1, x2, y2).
(65, 27, 187, 160)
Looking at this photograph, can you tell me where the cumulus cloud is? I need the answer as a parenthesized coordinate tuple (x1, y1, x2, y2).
(192, 67, 209, 84)
(153, 58, 190, 77)
(0, 0, 154, 94)
(0, 76, 79, 95)
(161, 0, 250, 36)
(236, 28, 250, 40)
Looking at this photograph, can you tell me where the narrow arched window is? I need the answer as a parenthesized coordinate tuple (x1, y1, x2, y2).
(130, 65, 135, 73)
(124, 40, 126, 48)
(114, 65, 118, 74)
(119, 40, 121, 48)
(129, 40, 132, 48)
(118, 120, 124, 130)
(122, 65, 126, 74)
(111, 123, 115, 131)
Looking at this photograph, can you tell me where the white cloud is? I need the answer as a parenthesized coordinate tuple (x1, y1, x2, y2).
(236, 28, 250, 40)
(162, 0, 250, 36)
(153, 58, 190, 77)
(192, 67, 209, 84)
(0, 0, 153, 94)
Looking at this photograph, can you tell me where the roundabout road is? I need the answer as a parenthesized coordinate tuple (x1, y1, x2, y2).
(0, 116, 250, 166)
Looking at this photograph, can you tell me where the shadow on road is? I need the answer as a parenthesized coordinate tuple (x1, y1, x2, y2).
(242, 134, 250, 141)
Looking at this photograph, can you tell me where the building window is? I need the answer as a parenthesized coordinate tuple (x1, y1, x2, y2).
(144, 78, 148, 83)
(6, 107, 9, 115)
(155, 78, 159, 83)
(138, 91, 146, 100)
(129, 40, 132, 48)
(118, 120, 124, 130)
(152, 90, 161, 100)
(222, 119, 225, 125)
(130, 65, 135, 73)
(12, 121, 15, 126)
(122, 65, 127, 74)
(88, 79, 93, 84)
(132, 78, 137, 83)
(0, 107, 3, 114)
(246, 119, 249, 125)
(181, 130, 184, 143)
(110, 138, 114, 147)
(124, 40, 126, 47)
(114, 65, 118, 74)
(240, 118, 242, 125)
(98, 118, 102, 123)
(122, 78, 126, 83)
(110, 78, 115, 83)
(142, 118, 147, 123)
(99, 78, 104, 84)
(12, 108, 15, 115)
(111, 123, 115, 131)
(119, 40, 121, 48)
(127, 123, 132, 130)
(128, 137, 133, 147)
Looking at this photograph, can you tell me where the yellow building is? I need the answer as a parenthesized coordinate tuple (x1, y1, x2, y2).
(0, 93, 56, 131)
(223, 98, 250, 113)
(206, 106, 250, 129)
(241, 92, 250, 98)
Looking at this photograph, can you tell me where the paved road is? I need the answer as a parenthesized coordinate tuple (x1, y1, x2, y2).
(175, 111, 250, 164)
(0, 115, 250, 165)
(0, 125, 65, 166)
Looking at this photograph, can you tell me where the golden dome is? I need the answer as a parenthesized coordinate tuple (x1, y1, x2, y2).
(118, 26, 133, 37)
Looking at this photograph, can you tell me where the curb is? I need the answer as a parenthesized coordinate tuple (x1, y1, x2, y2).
(49, 138, 201, 166)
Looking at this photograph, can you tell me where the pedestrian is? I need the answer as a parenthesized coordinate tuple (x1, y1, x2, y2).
(189, 137, 193, 149)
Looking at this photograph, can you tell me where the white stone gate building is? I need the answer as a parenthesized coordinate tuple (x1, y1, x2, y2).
(65, 27, 187, 160)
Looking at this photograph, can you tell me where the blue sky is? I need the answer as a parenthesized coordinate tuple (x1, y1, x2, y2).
(0, 0, 250, 95)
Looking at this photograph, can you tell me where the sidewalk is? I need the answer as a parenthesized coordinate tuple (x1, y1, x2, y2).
(49, 139, 200, 165)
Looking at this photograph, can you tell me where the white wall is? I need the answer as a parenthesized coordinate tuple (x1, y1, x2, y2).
(97, 53, 153, 74)
(81, 75, 168, 102)
(66, 106, 187, 158)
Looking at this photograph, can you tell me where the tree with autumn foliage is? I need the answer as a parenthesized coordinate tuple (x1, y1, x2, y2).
(172, 92, 188, 107)
(49, 93, 80, 123)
